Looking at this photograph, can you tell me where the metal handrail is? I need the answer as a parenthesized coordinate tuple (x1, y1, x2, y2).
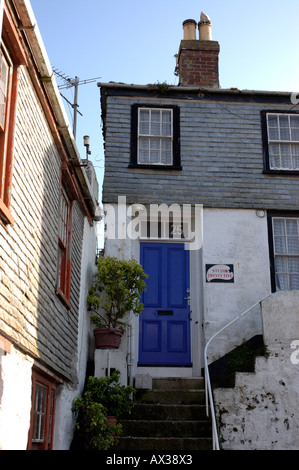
(203, 293, 273, 450)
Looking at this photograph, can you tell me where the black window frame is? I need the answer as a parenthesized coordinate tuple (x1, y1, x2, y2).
(129, 104, 181, 170)
(261, 110, 299, 175)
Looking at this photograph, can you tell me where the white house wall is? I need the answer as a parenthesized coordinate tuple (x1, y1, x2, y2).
(203, 208, 272, 362)
(100, 203, 272, 382)
(53, 217, 98, 450)
(0, 346, 32, 450)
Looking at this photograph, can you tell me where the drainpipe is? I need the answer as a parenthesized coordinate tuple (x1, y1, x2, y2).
(127, 321, 135, 387)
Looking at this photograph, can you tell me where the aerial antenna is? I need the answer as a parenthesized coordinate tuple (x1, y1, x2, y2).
(52, 67, 101, 140)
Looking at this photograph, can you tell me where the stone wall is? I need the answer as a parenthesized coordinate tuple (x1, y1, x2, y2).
(213, 292, 299, 450)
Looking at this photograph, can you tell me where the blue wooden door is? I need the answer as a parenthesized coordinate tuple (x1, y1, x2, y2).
(138, 243, 191, 365)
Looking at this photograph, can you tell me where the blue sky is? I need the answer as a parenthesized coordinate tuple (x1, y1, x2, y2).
(30, 0, 299, 199)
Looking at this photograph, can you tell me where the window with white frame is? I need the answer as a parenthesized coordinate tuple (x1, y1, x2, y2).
(130, 104, 181, 169)
(272, 217, 299, 290)
(138, 108, 173, 165)
(265, 113, 299, 171)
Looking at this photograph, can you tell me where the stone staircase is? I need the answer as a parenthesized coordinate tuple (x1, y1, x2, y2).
(113, 377, 213, 450)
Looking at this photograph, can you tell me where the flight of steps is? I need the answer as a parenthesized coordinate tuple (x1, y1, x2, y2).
(113, 377, 213, 450)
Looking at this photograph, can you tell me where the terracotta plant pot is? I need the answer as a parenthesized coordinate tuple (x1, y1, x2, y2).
(93, 328, 123, 349)
(107, 416, 117, 427)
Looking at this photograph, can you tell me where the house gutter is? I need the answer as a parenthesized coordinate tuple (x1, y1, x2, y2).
(13, 0, 100, 222)
(98, 81, 293, 97)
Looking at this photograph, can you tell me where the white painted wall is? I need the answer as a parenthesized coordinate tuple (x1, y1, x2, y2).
(0, 346, 32, 450)
(101, 205, 273, 380)
(214, 291, 299, 450)
(53, 217, 98, 450)
(203, 208, 272, 362)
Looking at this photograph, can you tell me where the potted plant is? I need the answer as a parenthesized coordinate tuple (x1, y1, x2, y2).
(85, 370, 135, 419)
(72, 371, 135, 450)
(87, 256, 147, 349)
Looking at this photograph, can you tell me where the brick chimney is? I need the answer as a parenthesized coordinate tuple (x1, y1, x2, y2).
(176, 12, 220, 88)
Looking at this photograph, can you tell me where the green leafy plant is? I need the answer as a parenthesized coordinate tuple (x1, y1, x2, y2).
(72, 392, 122, 450)
(87, 256, 147, 331)
(85, 370, 135, 418)
(72, 371, 135, 450)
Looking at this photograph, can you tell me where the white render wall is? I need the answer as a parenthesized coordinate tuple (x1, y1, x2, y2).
(53, 217, 98, 450)
(203, 208, 272, 362)
(214, 291, 299, 450)
(100, 204, 273, 381)
(0, 346, 32, 450)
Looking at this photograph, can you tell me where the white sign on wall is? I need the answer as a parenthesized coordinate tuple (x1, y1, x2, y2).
(206, 264, 234, 283)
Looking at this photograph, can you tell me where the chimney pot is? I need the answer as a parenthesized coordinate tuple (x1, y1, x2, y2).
(198, 11, 212, 40)
(177, 13, 220, 88)
(182, 19, 197, 40)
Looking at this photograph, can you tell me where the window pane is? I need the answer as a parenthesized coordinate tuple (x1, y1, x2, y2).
(0, 50, 9, 130)
(290, 274, 299, 290)
(280, 144, 292, 169)
(280, 127, 290, 141)
(140, 109, 149, 121)
(269, 143, 280, 168)
(279, 115, 289, 128)
(276, 272, 288, 290)
(151, 122, 160, 135)
(268, 127, 279, 141)
(268, 114, 278, 126)
(33, 383, 47, 443)
(162, 122, 171, 136)
(140, 122, 149, 135)
(151, 110, 160, 122)
(273, 218, 285, 236)
(292, 146, 299, 169)
(150, 137, 160, 150)
(275, 256, 287, 273)
(286, 219, 298, 237)
(291, 128, 299, 141)
(274, 236, 287, 254)
(161, 139, 172, 164)
(287, 237, 299, 254)
(290, 115, 299, 128)
(288, 257, 299, 273)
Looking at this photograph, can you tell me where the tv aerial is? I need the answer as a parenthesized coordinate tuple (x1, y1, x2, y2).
(52, 68, 101, 140)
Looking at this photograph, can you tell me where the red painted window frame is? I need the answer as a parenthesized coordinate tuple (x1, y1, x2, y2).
(27, 370, 57, 450)
(0, 6, 26, 225)
(56, 184, 73, 307)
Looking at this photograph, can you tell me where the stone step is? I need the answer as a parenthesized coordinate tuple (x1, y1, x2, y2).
(152, 377, 204, 390)
(114, 436, 213, 451)
(112, 376, 212, 451)
(135, 389, 205, 404)
(129, 403, 207, 420)
(120, 419, 212, 437)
